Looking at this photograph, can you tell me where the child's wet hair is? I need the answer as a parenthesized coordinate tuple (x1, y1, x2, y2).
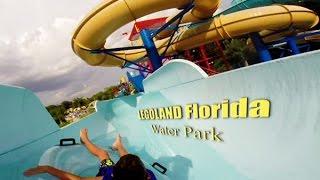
(113, 154, 147, 180)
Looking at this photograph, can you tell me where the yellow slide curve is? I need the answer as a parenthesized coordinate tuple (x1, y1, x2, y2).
(72, 0, 319, 68)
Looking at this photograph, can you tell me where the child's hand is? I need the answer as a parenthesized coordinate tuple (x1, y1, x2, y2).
(23, 166, 47, 176)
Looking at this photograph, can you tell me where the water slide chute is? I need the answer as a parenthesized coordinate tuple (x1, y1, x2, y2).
(72, 0, 318, 68)
(2, 50, 320, 179)
(156, 0, 221, 39)
(1, 0, 320, 179)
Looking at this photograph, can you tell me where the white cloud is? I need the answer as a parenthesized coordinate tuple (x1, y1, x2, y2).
(0, 0, 233, 105)
(0, 3, 181, 106)
(0, 17, 125, 105)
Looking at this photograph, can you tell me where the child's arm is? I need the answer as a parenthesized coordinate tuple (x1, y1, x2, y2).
(24, 165, 103, 180)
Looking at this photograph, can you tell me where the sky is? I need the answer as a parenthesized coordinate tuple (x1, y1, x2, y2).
(0, 0, 232, 105)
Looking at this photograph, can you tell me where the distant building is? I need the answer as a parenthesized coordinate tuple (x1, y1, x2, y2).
(64, 105, 92, 122)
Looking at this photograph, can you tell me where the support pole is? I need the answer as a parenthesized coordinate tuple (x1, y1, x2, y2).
(199, 45, 213, 72)
(126, 72, 144, 92)
(250, 33, 272, 62)
(286, 36, 300, 55)
(140, 29, 162, 71)
(184, 49, 193, 61)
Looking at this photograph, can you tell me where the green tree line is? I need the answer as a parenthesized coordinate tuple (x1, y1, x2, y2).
(46, 85, 118, 127)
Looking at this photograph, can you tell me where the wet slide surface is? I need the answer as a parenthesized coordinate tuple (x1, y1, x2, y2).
(98, 50, 320, 180)
(1, 50, 320, 179)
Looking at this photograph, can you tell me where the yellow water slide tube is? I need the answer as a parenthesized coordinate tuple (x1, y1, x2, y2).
(156, 0, 221, 39)
(72, 0, 319, 68)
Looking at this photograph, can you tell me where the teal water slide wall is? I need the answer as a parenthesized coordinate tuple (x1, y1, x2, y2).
(0, 85, 111, 179)
(0, 50, 320, 179)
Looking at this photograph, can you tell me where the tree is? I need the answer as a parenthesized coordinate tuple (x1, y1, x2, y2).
(223, 38, 258, 68)
(92, 92, 104, 101)
(72, 97, 88, 108)
(103, 86, 117, 100)
(46, 105, 66, 125)
(61, 101, 72, 110)
(46, 84, 133, 127)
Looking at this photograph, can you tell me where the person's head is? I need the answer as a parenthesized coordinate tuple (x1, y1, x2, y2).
(113, 154, 147, 180)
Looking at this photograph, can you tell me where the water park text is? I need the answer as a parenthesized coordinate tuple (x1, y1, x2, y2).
(138, 97, 270, 120)
(151, 125, 223, 142)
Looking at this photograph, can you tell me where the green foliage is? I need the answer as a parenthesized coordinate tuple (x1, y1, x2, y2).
(46, 105, 66, 125)
(90, 85, 117, 101)
(223, 38, 258, 68)
(46, 84, 131, 127)
(213, 58, 228, 72)
(71, 97, 89, 108)
(58, 121, 70, 128)
(61, 101, 72, 109)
